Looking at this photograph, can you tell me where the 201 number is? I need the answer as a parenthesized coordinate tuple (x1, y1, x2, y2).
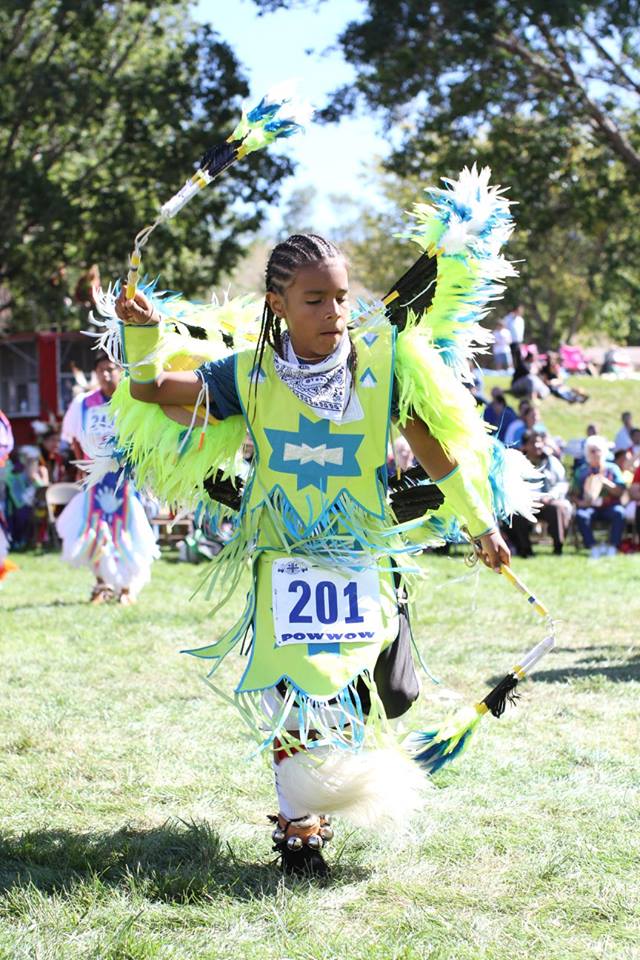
(288, 579, 364, 625)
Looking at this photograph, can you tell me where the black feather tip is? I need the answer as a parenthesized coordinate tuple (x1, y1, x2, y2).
(199, 140, 241, 179)
(382, 252, 438, 330)
(482, 673, 521, 719)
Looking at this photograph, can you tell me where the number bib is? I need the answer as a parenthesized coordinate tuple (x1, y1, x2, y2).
(271, 558, 382, 648)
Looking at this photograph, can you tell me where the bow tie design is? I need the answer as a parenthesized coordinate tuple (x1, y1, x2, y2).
(283, 442, 344, 467)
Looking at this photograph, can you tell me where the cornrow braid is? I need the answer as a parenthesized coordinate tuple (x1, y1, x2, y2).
(249, 233, 357, 418)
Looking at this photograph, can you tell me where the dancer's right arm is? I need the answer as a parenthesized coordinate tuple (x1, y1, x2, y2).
(115, 289, 201, 404)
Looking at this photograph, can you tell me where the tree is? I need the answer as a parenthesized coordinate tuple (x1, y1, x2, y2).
(0, 0, 293, 331)
(334, 123, 640, 348)
(254, 0, 640, 344)
(254, 1, 640, 175)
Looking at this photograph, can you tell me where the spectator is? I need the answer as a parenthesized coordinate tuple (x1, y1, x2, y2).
(567, 422, 599, 471)
(0, 410, 16, 578)
(618, 450, 639, 542)
(0, 410, 14, 467)
(4, 449, 36, 549)
(492, 320, 512, 370)
(540, 352, 588, 404)
(503, 401, 546, 448)
(0, 409, 14, 516)
(511, 352, 550, 401)
(483, 388, 518, 443)
(614, 412, 633, 452)
(571, 435, 626, 558)
(507, 429, 573, 556)
(614, 447, 635, 485)
(38, 427, 73, 485)
(503, 304, 525, 367)
(630, 428, 640, 461)
(628, 461, 640, 542)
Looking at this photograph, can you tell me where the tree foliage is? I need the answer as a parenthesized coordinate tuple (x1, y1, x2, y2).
(255, 0, 640, 174)
(334, 120, 640, 348)
(0, 0, 292, 331)
(254, 0, 640, 344)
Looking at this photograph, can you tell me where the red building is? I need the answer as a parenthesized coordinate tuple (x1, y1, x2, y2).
(0, 331, 96, 444)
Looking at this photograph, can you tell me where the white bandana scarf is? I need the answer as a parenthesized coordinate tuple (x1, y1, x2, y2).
(272, 332, 364, 423)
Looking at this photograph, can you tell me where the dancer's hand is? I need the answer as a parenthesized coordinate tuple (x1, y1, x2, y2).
(115, 288, 160, 325)
(476, 528, 511, 572)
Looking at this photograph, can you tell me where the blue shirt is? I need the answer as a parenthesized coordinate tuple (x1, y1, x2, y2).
(198, 356, 241, 420)
(483, 402, 517, 443)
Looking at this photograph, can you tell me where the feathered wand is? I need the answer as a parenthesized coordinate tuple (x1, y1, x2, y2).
(405, 563, 554, 774)
(123, 81, 313, 299)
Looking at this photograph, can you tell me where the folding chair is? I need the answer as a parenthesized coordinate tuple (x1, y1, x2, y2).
(45, 482, 82, 547)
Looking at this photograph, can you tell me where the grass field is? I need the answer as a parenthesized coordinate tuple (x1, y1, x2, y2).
(1, 545, 638, 960)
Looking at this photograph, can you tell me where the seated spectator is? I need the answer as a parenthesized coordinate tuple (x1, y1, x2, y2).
(4, 450, 37, 549)
(630, 428, 640, 461)
(506, 429, 573, 556)
(614, 412, 633, 452)
(492, 320, 512, 370)
(628, 462, 640, 541)
(614, 447, 635, 486)
(540, 352, 588, 404)
(483, 388, 518, 443)
(571, 435, 626, 558)
(511, 353, 550, 401)
(566, 422, 599, 471)
(503, 401, 547, 448)
(39, 427, 74, 484)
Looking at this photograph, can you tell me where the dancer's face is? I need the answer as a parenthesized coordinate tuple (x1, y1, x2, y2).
(267, 258, 349, 362)
(95, 359, 121, 396)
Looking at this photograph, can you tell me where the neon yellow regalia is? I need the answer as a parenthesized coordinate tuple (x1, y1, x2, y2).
(232, 322, 400, 702)
(90, 166, 540, 759)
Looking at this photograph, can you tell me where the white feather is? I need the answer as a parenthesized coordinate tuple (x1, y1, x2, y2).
(263, 78, 299, 105)
(76, 454, 120, 488)
(500, 447, 543, 522)
(275, 98, 315, 126)
(275, 744, 428, 827)
(75, 433, 121, 488)
(86, 284, 123, 365)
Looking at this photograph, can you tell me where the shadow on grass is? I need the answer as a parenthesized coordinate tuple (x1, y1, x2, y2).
(489, 652, 640, 686)
(3, 600, 89, 612)
(0, 819, 366, 901)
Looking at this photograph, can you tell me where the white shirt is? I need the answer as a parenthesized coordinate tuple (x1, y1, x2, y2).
(614, 425, 633, 451)
(504, 311, 525, 344)
(61, 389, 113, 455)
(493, 327, 512, 353)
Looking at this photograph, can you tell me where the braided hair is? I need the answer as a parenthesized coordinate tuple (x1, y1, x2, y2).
(250, 233, 357, 414)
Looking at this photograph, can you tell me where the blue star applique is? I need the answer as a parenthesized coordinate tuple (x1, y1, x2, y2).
(265, 415, 364, 492)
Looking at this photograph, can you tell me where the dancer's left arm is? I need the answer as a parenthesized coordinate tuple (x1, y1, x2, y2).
(400, 415, 510, 571)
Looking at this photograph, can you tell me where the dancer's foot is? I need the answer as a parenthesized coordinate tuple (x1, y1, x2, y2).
(89, 583, 114, 604)
(269, 813, 333, 878)
(118, 589, 135, 605)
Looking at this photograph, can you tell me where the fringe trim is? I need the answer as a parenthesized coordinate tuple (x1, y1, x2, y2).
(108, 380, 246, 512)
(88, 279, 262, 367)
(203, 670, 391, 758)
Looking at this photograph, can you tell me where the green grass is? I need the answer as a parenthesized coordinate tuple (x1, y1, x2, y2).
(484, 375, 640, 443)
(1, 548, 639, 960)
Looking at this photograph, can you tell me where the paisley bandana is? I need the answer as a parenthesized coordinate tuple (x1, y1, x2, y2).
(273, 332, 363, 423)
